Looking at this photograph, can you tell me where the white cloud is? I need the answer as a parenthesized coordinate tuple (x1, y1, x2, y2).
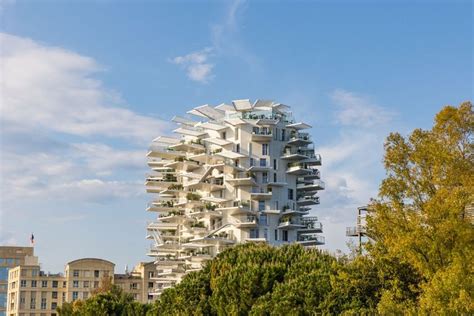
(171, 48, 214, 83)
(171, 0, 260, 83)
(0, 32, 163, 216)
(331, 89, 395, 127)
(0, 33, 171, 144)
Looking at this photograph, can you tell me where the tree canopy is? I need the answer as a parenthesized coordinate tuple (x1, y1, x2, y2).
(57, 102, 473, 315)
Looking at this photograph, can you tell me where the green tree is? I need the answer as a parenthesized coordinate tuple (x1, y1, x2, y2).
(367, 102, 474, 313)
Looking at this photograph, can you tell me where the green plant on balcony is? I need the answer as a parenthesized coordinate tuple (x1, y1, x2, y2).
(280, 215, 292, 223)
(205, 203, 217, 211)
(238, 200, 250, 208)
(174, 156, 186, 162)
(211, 148, 222, 154)
(186, 192, 202, 201)
(217, 231, 228, 238)
(168, 183, 183, 190)
(190, 222, 205, 228)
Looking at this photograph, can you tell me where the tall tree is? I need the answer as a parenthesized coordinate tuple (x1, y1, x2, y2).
(367, 102, 473, 313)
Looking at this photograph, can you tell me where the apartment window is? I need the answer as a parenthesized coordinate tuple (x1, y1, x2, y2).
(19, 293, 26, 308)
(62, 281, 67, 288)
(248, 143, 252, 156)
(148, 294, 153, 300)
(262, 143, 269, 155)
(130, 283, 138, 290)
(41, 280, 47, 288)
(283, 230, 289, 242)
(288, 189, 294, 200)
(83, 292, 88, 299)
(72, 292, 78, 301)
(260, 214, 268, 226)
(20, 280, 26, 287)
(258, 200, 265, 212)
(73, 270, 79, 277)
(235, 143, 240, 153)
(260, 158, 267, 167)
(222, 132, 226, 140)
(281, 129, 286, 141)
(52, 281, 58, 288)
(93, 281, 99, 288)
(51, 302, 57, 310)
(30, 297, 36, 309)
(62, 292, 66, 301)
(273, 159, 277, 170)
(31, 280, 37, 288)
(83, 281, 89, 288)
(235, 128, 239, 140)
(274, 229, 278, 241)
(94, 270, 100, 278)
(249, 158, 254, 167)
(73, 281, 79, 288)
(41, 298, 47, 309)
(262, 172, 268, 184)
(249, 229, 259, 239)
(32, 269, 38, 277)
(273, 128, 278, 140)
(0, 267, 8, 281)
(148, 282, 154, 289)
(264, 228, 268, 240)
(273, 173, 277, 183)
(148, 271, 154, 278)
(52, 291, 58, 299)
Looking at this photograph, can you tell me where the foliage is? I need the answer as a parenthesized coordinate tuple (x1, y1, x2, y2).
(59, 102, 473, 315)
(57, 284, 151, 316)
(367, 101, 473, 313)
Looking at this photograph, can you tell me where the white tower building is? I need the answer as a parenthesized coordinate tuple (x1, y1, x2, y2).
(145, 100, 325, 295)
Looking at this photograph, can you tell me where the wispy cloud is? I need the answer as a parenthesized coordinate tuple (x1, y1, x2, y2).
(171, 0, 258, 83)
(1, 33, 170, 143)
(0, 33, 160, 227)
(331, 89, 395, 127)
(171, 47, 214, 83)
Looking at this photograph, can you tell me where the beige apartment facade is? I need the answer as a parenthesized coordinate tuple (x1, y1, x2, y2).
(6, 257, 156, 316)
(0, 247, 35, 316)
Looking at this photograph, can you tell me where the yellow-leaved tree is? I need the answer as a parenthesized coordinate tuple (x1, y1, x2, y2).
(367, 102, 473, 314)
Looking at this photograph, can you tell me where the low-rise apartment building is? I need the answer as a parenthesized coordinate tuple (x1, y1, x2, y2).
(0, 247, 35, 316)
(6, 257, 156, 316)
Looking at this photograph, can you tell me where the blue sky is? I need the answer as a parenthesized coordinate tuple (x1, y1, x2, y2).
(1, 0, 472, 273)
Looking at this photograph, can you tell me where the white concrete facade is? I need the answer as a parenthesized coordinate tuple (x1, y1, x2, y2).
(145, 100, 325, 295)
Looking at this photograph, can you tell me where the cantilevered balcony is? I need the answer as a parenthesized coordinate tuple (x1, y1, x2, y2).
(277, 219, 304, 229)
(302, 169, 321, 180)
(287, 132, 312, 146)
(296, 179, 325, 191)
(251, 129, 272, 142)
(226, 177, 257, 187)
(145, 177, 179, 193)
(286, 162, 313, 175)
(280, 148, 310, 161)
(298, 217, 323, 233)
(346, 225, 366, 237)
(250, 188, 272, 200)
(297, 233, 325, 245)
(296, 195, 320, 206)
(168, 140, 205, 153)
(147, 146, 186, 160)
(234, 216, 258, 228)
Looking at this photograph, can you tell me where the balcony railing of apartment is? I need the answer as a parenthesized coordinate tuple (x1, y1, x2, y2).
(289, 132, 311, 141)
(297, 234, 325, 243)
(297, 195, 320, 203)
(251, 128, 272, 136)
(346, 225, 366, 236)
(304, 169, 321, 178)
(300, 217, 323, 230)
